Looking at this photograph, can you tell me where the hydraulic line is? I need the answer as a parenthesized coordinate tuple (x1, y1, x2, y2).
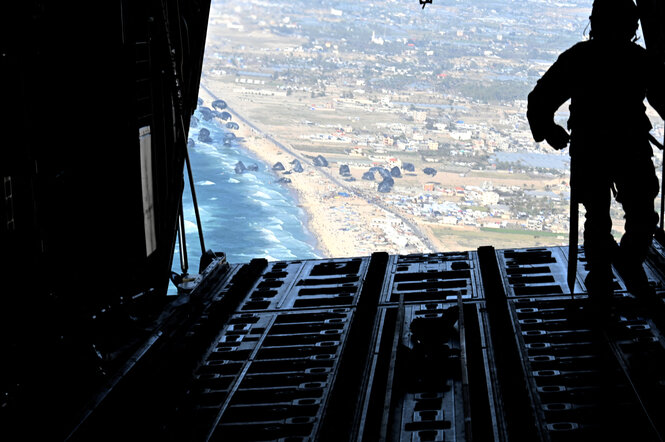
(181, 115, 206, 256)
(160, 0, 207, 257)
(178, 201, 189, 275)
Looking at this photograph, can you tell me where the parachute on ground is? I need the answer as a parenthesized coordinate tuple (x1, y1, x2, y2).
(313, 155, 328, 167)
(198, 128, 212, 143)
(370, 167, 391, 179)
(234, 161, 247, 174)
(291, 159, 304, 173)
(378, 178, 394, 193)
(199, 107, 213, 121)
(212, 99, 227, 110)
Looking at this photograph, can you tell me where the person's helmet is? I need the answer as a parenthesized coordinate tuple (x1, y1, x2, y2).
(589, 0, 639, 40)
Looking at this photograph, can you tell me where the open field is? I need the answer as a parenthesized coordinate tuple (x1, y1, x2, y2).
(428, 225, 568, 252)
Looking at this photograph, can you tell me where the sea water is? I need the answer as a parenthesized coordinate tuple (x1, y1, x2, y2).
(170, 107, 321, 290)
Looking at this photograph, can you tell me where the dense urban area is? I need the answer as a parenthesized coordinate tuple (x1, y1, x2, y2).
(196, 0, 665, 255)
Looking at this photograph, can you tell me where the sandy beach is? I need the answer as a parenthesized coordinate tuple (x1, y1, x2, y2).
(198, 81, 434, 258)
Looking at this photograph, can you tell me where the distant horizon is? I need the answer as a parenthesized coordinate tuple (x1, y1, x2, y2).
(173, 0, 663, 280)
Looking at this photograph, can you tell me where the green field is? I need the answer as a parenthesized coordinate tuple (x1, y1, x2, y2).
(479, 227, 564, 237)
(291, 144, 354, 155)
(466, 170, 543, 181)
(431, 226, 568, 250)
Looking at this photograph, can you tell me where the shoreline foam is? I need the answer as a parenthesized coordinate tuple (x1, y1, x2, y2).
(197, 84, 333, 258)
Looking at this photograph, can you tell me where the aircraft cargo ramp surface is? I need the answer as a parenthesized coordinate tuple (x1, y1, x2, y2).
(66, 239, 665, 441)
(7, 2, 665, 441)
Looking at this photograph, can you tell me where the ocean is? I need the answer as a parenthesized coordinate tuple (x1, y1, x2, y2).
(170, 106, 321, 289)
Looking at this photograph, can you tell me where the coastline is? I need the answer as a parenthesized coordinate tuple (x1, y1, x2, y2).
(197, 83, 334, 258)
(288, 184, 329, 259)
(198, 80, 433, 258)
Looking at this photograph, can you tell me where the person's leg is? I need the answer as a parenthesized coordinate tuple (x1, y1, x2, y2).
(614, 156, 659, 292)
(579, 178, 614, 299)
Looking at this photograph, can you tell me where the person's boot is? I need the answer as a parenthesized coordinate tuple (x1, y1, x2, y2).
(613, 252, 653, 297)
(584, 269, 614, 324)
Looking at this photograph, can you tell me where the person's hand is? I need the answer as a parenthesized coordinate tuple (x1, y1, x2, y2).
(545, 124, 569, 150)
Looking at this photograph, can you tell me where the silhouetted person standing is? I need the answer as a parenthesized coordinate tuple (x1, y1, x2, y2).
(527, 0, 665, 301)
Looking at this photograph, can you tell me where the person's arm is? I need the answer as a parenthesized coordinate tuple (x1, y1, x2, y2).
(527, 50, 572, 149)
